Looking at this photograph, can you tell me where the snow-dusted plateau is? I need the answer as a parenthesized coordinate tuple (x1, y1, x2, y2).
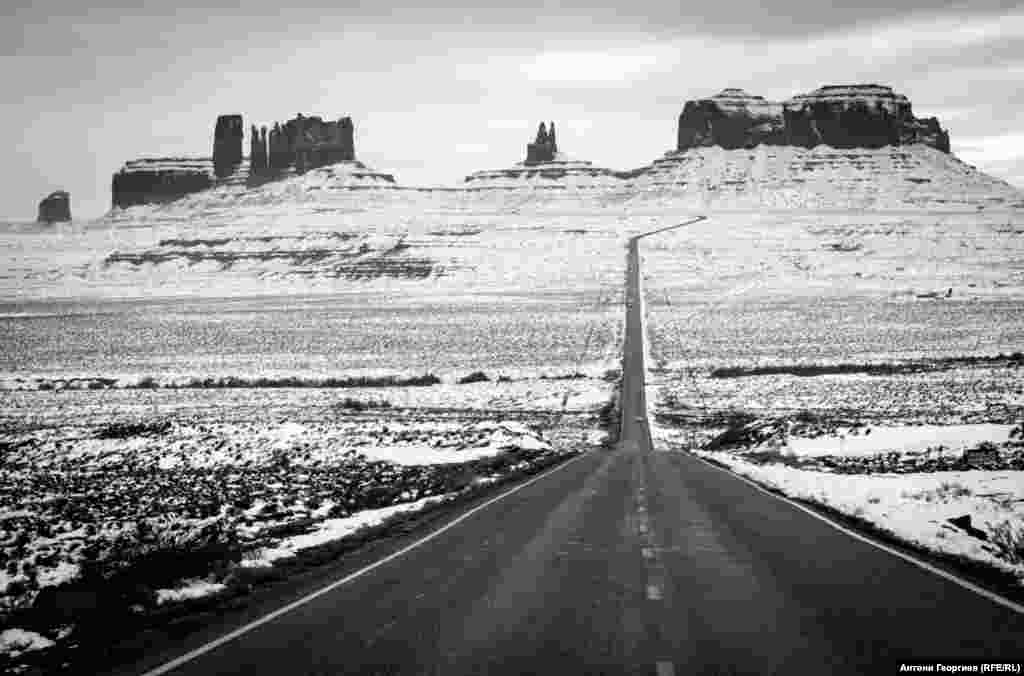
(2, 94, 1024, 671)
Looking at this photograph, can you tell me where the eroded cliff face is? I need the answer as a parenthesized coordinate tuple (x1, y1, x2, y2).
(265, 114, 355, 173)
(525, 121, 558, 164)
(111, 159, 213, 209)
(464, 120, 624, 187)
(676, 85, 950, 153)
(37, 191, 71, 222)
(112, 113, 361, 209)
(213, 115, 244, 178)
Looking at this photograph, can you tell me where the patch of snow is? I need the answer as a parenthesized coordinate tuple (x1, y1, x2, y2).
(242, 494, 452, 567)
(697, 449, 1024, 580)
(154, 579, 227, 605)
(35, 560, 81, 589)
(0, 628, 55, 657)
(782, 424, 1015, 458)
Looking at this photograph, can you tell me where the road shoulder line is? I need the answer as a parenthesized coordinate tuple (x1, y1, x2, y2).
(691, 452, 1024, 616)
(139, 451, 590, 676)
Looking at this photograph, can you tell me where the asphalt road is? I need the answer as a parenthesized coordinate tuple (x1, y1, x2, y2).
(127, 225, 1022, 675)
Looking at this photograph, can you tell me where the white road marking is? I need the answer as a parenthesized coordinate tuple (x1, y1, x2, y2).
(642, 547, 656, 560)
(655, 661, 676, 676)
(694, 454, 1024, 616)
(137, 452, 590, 676)
(646, 583, 664, 601)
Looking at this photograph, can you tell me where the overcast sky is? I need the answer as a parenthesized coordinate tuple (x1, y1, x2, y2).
(2, 0, 1022, 219)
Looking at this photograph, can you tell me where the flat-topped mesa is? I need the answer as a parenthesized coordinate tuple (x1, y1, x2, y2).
(677, 89, 785, 150)
(112, 158, 214, 209)
(264, 113, 355, 174)
(676, 84, 950, 153)
(525, 121, 559, 164)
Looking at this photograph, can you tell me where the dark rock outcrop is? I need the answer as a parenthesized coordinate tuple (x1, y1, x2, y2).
(213, 114, 244, 178)
(37, 190, 71, 222)
(111, 159, 213, 209)
(111, 111, 364, 208)
(266, 114, 355, 173)
(250, 124, 268, 173)
(465, 120, 627, 186)
(676, 85, 950, 153)
(525, 121, 558, 164)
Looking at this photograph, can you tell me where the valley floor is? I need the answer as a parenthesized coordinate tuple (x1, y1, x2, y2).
(1, 203, 1022, 672)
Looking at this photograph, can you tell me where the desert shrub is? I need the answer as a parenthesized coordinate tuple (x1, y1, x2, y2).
(96, 420, 171, 439)
(338, 397, 367, 411)
(906, 482, 973, 502)
(131, 373, 441, 389)
(137, 376, 159, 389)
(704, 412, 762, 450)
(935, 482, 973, 500)
(597, 397, 618, 428)
(988, 520, 1024, 564)
(437, 466, 477, 493)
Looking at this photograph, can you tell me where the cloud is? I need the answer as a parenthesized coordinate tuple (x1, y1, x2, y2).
(519, 43, 683, 86)
(454, 143, 490, 154)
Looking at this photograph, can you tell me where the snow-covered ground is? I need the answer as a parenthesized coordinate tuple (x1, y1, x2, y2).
(643, 207, 1023, 586)
(0, 174, 632, 670)
(653, 414, 1024, 580)
(0, 403, 596, 607)
(1, 152, 1021, 669)
(772, 423, 1015, 458)
(240, 493, 452, 568)
(697, 449, 1024, 580)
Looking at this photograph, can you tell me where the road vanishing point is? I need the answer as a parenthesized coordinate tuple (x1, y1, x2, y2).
(123, 218, 1022, 676)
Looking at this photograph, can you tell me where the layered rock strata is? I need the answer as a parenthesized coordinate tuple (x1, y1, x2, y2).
(111, 159, 214, 209)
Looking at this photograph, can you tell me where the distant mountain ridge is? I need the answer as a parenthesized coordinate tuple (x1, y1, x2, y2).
(105, 84, 1022, 213)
